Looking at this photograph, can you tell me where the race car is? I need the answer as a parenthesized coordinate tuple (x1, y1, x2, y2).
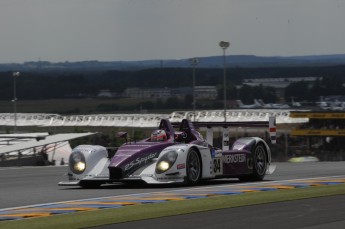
(59, 118, 276, 188)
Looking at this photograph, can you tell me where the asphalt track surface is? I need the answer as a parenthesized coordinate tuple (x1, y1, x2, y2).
(1, 162, 345, 209)
(1, 162, 345, 229)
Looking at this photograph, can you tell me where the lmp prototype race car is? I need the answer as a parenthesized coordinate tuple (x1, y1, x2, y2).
(59, 119, 276, 188)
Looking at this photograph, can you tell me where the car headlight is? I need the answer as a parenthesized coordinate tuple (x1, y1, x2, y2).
(69, 151, 86, 174)
(156, 161, 170, 171)
(155, 150, 178, 174)
(74, 161, 86, 172)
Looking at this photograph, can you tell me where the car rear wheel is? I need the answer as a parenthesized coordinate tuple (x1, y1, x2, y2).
(186, 148, 201, 185)
(253, 143, 267, 180)
(239, 143, 267, 182)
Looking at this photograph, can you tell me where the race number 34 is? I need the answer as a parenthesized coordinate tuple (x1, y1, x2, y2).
(213, 158, 222, 175)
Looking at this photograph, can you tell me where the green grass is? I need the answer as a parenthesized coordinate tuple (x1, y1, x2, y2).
(1, 184, 345, 229)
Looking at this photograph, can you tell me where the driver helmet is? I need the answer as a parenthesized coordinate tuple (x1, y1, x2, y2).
(151, 129, 167, 142)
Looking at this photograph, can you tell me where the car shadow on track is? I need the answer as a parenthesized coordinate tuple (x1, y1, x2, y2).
(59, 179, 274, 190)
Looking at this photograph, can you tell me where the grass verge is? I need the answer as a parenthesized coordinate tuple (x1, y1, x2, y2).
(1, 184, 345, 229)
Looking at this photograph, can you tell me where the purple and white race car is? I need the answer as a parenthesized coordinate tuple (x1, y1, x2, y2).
(59, 119, 276, 188)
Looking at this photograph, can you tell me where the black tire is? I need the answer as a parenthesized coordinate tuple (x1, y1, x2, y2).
(185, 148, 201, 185)
(239, 143, 267, 182)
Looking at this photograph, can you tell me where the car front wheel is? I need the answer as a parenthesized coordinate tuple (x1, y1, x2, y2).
(185, 148, 201, 185)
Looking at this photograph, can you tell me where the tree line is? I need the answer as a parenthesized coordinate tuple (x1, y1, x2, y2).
(0, 65, 344, 106)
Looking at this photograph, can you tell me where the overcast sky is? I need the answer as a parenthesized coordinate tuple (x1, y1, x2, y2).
(1, 0, 345, 63)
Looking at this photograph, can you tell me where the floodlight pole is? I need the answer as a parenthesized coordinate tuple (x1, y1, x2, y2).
(219, 41, 230, 122)
(12, 72, 20, 133)
(189, 58, 199, 121)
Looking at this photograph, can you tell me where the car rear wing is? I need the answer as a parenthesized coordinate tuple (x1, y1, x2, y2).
(173, 117, 277, 149)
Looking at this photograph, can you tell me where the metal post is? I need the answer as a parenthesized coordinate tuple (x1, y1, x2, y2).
(206, 127, 213, 146)
(193, 64, 196, 115)
(189, 58, 199, 121)
(219, 41, 230, 122)
(12, 72, 20, 133)
(223, 48, 226, 121)
(222, 126, 229, 151)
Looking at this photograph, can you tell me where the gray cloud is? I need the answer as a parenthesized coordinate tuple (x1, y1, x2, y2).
(1, 0, 345, 63)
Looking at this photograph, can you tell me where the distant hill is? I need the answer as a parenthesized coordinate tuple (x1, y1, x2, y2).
(1, 54, 345, 72)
